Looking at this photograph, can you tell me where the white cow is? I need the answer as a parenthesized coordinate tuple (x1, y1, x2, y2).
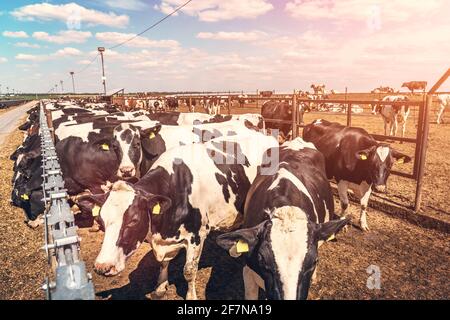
(380, 95, 410, 138)
(436, 94, 450, 124)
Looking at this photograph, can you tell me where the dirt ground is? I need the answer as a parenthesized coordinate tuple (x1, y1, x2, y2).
(1, 99, 449, 300)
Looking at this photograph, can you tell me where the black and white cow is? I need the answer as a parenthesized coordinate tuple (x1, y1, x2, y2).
(77, 131, 278, 299)
(380, 95, 410, 138)
(216, 138, 350, 300)
(261, 101, 293, 141)
(436, 94, 450, 124)
(114, 119, 263, 178)
(303, 119, 411, 231)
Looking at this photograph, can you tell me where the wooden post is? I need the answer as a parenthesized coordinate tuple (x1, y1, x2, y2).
(189, 97, 192, 113)
(227, 94, 231, 115)
(414, 94, 431, 212)
(256, 89, 259, 110)
(292, 90, 297, 139)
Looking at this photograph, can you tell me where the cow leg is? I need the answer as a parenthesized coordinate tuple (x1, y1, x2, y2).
(401, 119, 406, 139)
(154, 261, 170, 298)
(354, 182, 372, 231)
(184, 235, 206, 300)
(337, 180, 350, 217)
(243, 265, 264, 300)
(393, 117, 398, 136)
(384, 120, 389, 136)
(437, 105, 444, 124)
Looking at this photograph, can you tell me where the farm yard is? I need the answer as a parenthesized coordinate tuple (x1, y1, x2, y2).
(1, 93, 449, 300)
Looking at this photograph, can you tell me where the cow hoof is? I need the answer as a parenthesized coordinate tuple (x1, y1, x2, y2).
(359, 221, 370, 232)
(89, 224, 100, 232)
(186, 291, 198, 300)
(27, 218, 44, 229)
(151, 281, 169, 299)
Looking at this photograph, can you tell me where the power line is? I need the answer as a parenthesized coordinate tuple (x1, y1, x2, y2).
(47, 0, 192, 91)
(74, 53, 99, 75)
(108, 0, 193, 50)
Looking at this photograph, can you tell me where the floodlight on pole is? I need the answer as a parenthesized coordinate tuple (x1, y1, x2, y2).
(98, 47, 107, 96)
(70, 72, 76, 94)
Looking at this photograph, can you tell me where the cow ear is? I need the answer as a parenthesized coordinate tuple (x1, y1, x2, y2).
(391, 150, 412, 164)
(216, 220, 269, 258)
(76, 193, 109, 216)
(355, 148, 371, 161)
(145, 194, 172, 216)
(140, 124, 162, 140)
(316, 217, 350, 242)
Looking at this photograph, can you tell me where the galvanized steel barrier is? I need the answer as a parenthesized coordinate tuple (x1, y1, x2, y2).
(39, 101, 95, 300)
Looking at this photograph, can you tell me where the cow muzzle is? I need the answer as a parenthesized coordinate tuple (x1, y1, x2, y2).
(118, 166, 136, 178)
(94, 262, 119, 276)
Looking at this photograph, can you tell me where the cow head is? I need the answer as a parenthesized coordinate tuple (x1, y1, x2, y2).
(217, 206, 349, 300)
(78, 181, 171, 276)
(354, 144, 411, 192)
(113, 123, 161, 178)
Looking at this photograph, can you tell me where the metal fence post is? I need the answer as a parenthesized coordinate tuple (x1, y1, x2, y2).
(414, 94, 431, 212)
(292, 90, 298, 138)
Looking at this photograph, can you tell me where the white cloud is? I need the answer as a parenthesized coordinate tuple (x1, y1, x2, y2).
(15, 47, 82, 62)
(0, 57, 8, 63)
(11, 2, 129, 28)
(32, 30, 92, 44)
(95, 32, 179, 49)
(78, 59, 93, 65)
(105, 0, 147, 11)
(15, 53, 45, 62)
(285, 0, 442, 24)
(53, 47, 82, 57)
(2, 30, 28, 38)
(155, 0, 273, 22)
(197, 30, 268, 42)
(14, 42, 41, 48)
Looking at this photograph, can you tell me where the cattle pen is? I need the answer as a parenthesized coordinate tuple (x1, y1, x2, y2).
(2, 75, 449, 301)
(112, 69, 450, 223)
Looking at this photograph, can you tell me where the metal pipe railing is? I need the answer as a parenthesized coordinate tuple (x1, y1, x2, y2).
(39, 101, 95, 300)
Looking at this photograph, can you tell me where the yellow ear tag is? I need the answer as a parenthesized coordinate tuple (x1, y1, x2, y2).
(152, 203, 161, 215)
(397, 158, 405, 164)
(92, 205, 101, 217)
(360, 154, 367, 160)
(149, 132, 156, 139)
(21, 194, 29, 200)
(236, 239, 249, 253)
(101, 143, 109, 151)
(326, 234, 336, 242)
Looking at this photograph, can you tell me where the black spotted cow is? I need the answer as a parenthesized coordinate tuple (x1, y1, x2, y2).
(303, 119, 411, 231)
(77, 131, 278, 299)
(380, 95, 410, 138)
(261, 101, 292, 142)
(216, 138, 349, 299)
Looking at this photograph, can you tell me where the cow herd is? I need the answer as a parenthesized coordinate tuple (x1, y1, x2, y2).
(5, 98, 424, 299)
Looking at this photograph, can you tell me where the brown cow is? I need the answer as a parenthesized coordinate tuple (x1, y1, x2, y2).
(401, 81, 427, 93)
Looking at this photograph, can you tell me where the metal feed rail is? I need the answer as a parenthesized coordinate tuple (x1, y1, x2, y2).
(39, 101, 95, 300)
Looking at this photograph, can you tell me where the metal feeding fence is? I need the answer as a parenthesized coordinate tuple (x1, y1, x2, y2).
(39, 101, 94, 300)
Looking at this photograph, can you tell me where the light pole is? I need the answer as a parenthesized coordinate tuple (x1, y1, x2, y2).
(98, 47, 106, 96)
(70, 72, 76, 94)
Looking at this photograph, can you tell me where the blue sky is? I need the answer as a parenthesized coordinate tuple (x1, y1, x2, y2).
(1, 0, 450, 94)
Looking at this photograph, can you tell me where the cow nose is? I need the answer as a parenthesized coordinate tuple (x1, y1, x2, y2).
(94, 262, 116, 276)
(119, 166, 135, 177)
